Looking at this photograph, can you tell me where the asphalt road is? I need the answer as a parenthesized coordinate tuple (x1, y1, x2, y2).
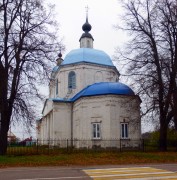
(0, 164, 177, 180)
(0, 167, 91, 180)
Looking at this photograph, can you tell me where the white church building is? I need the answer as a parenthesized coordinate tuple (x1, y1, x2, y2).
(37, 15, 141, 149)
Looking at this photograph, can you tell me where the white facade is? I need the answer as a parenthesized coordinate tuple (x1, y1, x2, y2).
(49, 63, 119, 99)
(37, 17, 141, 149)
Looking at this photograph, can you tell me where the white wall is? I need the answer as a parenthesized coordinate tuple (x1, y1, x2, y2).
(73, 96, 110, 139)
(38, 102, 72, 143)
(109, 95, 141, 140)
(52, 102, 72, 140)
(38, 94, 141, 148)
(73, 95, 141, 141)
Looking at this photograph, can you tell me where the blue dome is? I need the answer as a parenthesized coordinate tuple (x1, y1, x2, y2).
(71, 82, 135, 101)
(61, 48, 114, 67)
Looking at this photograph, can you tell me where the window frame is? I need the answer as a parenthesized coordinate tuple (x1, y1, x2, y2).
(68, 71, 76, 89)
(120, 123, 129, 139)
(92, 123, 101, 139)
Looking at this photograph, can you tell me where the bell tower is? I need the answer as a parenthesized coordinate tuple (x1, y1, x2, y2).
(79, 6, 94, 48)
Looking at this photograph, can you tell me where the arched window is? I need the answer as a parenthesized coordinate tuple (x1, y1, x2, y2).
(56, 79, 58, 95)
(68, 71, 76, 89)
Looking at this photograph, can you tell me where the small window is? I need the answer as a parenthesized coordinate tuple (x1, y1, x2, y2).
(56, 79, 58, 95)
(92, 123, 101, 139)
(87, 40, 90, 47)
(68, 71, 76, 89)
(121, 123, 128, 139)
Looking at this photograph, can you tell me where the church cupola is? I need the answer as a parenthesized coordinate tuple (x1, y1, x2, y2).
(79, 7, 94, 48)
(82, 17, 92, 33)
(56, 49, 63, 66)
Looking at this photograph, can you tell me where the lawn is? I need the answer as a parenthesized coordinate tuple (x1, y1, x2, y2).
(0, 151, 177, 168)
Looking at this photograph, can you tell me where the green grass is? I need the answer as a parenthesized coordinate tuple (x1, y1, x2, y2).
(1, 151, 177, 168)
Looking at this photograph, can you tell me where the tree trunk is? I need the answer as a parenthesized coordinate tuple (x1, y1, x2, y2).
(173, 88, 177, 131)
(0, 104, 10, 155)
(0, 127, 8, 155)
(159, 122, 168, 151)
(174, 113, 177, 131)
(0, 87, 10, 155)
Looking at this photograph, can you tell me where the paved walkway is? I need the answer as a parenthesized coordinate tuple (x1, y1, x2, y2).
(83, 167, 177, 180)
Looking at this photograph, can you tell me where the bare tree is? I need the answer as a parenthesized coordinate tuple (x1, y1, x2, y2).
(116, 0, 177, 151)
(0, 0, 63, 155)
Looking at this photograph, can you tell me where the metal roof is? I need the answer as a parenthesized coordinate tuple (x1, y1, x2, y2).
(61, 48, 114, 67)
(46, 82, 134, 104)
(71, 82, 135, 101)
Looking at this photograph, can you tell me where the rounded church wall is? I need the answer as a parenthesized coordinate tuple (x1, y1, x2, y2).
(72, 95, 141, 140)
(94, 71, 103, 82)
(50, 63, 119, 99)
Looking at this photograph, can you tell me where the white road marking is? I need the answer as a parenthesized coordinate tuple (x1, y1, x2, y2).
(84, 167, 177, 180)
(85, 169, 165, 174)
(90, 171, 174, 178)
(84, 167, 151, 171)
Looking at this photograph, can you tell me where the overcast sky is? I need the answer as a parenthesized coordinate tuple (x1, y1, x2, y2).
(46, 0, 127, 58)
